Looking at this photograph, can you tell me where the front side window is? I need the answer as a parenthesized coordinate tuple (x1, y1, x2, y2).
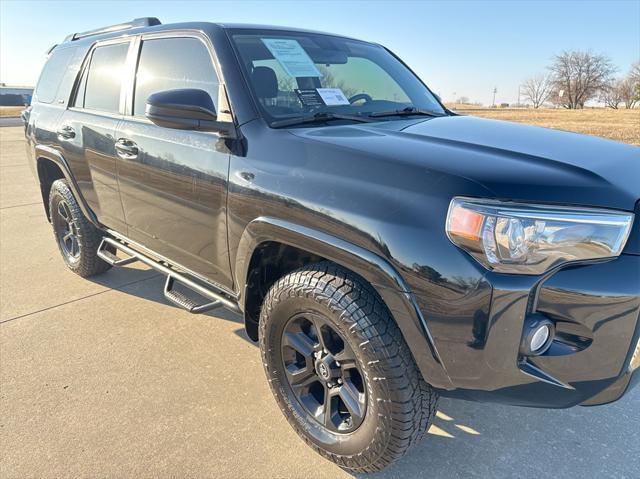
(230, 30, 445, 126)
(133, 37, 219, 117)
(81, 42, 129, 113)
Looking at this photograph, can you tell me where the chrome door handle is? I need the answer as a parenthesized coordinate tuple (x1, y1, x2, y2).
(57, 125, 75, 140)
(115, 138, 139, 159)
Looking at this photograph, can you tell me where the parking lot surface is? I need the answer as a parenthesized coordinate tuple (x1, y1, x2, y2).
(1, 125, 638, 478)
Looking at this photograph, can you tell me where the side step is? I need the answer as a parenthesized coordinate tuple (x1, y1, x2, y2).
(98, 236, 240, 315)
(164, 276, 221, 314)
(97, 239, 139, 266)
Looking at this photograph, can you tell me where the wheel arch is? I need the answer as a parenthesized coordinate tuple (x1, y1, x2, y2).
(235, 217, 453, 389)
(34, 145, 98, 225)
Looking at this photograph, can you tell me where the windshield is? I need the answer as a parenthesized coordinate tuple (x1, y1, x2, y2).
(230, 29, 445, 126)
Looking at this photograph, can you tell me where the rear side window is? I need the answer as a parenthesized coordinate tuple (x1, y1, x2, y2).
(80, 42, 129, 113)
(133, 37, 219, 117)
(34, 48, 75, 104)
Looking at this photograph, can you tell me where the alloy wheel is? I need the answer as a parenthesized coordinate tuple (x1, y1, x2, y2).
(281, 312, 367, 433)
(55, 200, 80, 259)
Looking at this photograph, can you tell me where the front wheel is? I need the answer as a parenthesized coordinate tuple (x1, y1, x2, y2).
(259, 261, 438, 473)
(49, 179, 112, 277)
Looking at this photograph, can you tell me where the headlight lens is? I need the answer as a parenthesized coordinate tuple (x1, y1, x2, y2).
(446, 197, 634, 274)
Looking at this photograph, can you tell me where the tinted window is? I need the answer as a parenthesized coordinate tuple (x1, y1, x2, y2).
(35, 47, 75, 104)
(134, 37, 219, 117)
(83, 42, 129, 113)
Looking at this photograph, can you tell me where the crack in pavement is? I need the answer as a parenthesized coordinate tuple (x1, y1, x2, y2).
(0, 273, 163, 325)
(0, 202, 42, 210)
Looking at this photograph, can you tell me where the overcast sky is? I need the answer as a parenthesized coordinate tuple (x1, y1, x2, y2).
(1, 0, 638, 105)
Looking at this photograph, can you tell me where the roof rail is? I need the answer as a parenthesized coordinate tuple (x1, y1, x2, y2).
(64, 17, 161, 42)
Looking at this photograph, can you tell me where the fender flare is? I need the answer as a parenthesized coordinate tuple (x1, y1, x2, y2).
(34, 144, 99, 226)
(235, 216, 453, 389)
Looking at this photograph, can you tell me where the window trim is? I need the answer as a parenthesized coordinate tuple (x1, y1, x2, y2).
(68, 37, 135, 119)
(123, 30, 233, 125)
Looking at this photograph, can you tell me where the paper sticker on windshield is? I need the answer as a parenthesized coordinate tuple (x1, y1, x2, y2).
(295, 89, 325, 107)
(316, 88, 350, 106)
(261, 38, 322, 78)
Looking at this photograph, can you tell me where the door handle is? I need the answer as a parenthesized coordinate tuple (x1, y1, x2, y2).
(115, 138, 139, 159)
(57, 125, 75, 140)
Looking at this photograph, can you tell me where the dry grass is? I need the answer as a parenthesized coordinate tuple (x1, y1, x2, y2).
(447, 107, 640, 146)
(0, 106, 25, 118)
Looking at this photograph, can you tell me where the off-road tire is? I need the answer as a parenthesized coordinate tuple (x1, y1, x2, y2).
(259, 261, 438, 473)
(49, 179, 112, 277)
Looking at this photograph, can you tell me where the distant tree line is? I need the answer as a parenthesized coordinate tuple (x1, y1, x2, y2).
(521, 52, 639, 109)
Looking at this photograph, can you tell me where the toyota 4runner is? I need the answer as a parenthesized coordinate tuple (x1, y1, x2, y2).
(23, 17, 640, 473)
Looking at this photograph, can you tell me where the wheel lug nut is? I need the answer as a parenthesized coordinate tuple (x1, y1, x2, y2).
(335, 361, 340, 367)
(337, 378, 343, 385)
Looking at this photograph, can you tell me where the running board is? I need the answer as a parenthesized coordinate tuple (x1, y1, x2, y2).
(98, 236, 240, 314)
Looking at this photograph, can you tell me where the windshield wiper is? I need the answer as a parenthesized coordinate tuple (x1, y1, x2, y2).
(271, 112, 374, 128)
(368, 106, 446, 118)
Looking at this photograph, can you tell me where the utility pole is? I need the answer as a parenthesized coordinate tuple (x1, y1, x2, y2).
(492, 87, 497, 107)
(517, 85, 521, 107)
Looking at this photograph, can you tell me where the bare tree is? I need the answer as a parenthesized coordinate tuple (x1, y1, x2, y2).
(630, 61, 640, 103)
(600, 79, 624, 109)
(548, 51, 616, 109)
(521, 74, 552, 108)
(618, 77, 638, 109)
(317, 66, 358, 98)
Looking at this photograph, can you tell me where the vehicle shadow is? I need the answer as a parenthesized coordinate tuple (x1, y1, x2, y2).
(354, 388, 640, 479)
(87, 264, 245, 325)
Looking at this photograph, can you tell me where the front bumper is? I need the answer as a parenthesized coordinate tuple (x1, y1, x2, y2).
(431, 253, 640, 408)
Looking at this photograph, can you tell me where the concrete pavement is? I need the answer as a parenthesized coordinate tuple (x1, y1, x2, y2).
(1, 126, 638, 478)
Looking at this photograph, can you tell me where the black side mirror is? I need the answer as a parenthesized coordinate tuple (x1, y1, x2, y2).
(145, 88, 236, 138)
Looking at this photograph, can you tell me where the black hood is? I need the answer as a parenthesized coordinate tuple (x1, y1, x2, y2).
(291, 115, 640, 211)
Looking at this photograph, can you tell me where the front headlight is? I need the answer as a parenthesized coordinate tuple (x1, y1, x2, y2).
(446, 197, 634, 275)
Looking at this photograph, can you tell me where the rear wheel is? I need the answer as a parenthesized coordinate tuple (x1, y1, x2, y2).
(49, 179, 112, 277)
(259, 261, 438, 473)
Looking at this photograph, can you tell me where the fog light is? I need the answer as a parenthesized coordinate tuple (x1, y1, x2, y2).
(520, 314, 555, 356)
(530, 325, 550, 352)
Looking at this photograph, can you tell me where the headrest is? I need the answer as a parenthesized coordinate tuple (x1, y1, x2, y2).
(251, 66, 278, 99)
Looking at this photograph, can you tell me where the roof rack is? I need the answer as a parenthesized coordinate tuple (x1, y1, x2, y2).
(64, 17, 161, 42)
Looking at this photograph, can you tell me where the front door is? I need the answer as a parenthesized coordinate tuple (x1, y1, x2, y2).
(116, 35, 233, 289)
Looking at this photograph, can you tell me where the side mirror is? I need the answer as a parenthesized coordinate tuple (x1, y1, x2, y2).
(145, 88, 236, 138)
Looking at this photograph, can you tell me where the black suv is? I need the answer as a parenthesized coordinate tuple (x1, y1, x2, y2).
(24, 18, 640, 473)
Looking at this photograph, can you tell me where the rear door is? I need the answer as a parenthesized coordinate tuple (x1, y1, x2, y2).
(115, 33, 233, 289)
(57, 39, 132, 232)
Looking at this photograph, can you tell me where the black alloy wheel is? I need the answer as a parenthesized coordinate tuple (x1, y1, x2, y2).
(53, 199, 81, 260)
(281, 312, 366, 433)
